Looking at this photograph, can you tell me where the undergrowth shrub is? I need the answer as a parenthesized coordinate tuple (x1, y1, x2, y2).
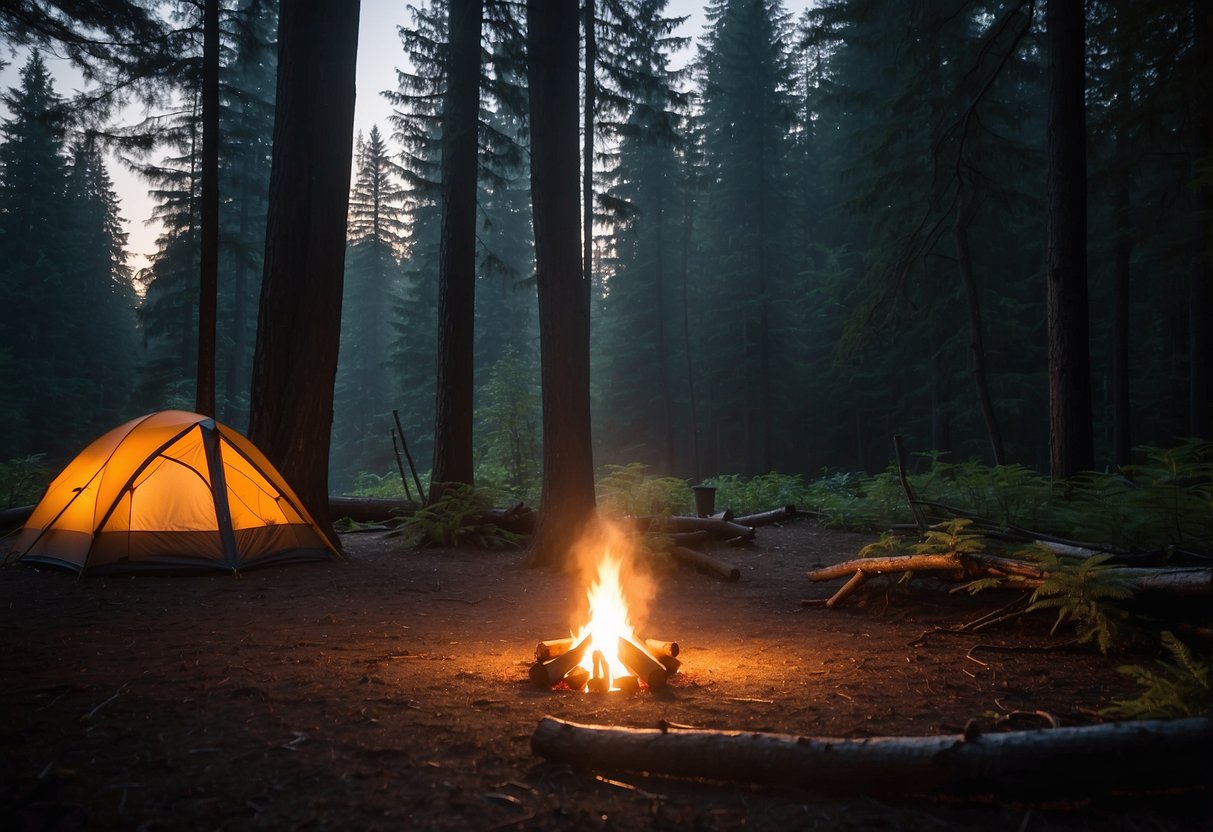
(703, 471, 811, 516)
(397, 482, 521, 549)
(1105, 632, 1213, 718)
(1, 454, 49, 507)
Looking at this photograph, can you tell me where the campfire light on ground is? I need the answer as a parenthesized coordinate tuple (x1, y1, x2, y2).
(529, 542, 680, 693)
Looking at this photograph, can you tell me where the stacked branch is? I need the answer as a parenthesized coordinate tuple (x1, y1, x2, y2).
(529, 635, 676, 691)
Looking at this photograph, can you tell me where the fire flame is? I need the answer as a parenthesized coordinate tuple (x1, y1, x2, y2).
(571, 550, 642, 689)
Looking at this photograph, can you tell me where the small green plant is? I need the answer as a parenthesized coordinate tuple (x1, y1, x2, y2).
(398, 482, 521, 549)
(910, 518, 986, 557)
(1, 454, 49, 507)
(703, 471, 811, 516)
(597, 463, 691, 518)
(1023, 550, 1136, 653)
(351, 469, 411, 499)
(857, 531, 904, 559)
(475, 347, 541, 501)
(1104, 632, 1212, 719)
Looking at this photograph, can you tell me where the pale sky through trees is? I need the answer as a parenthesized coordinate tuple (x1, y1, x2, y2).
(0, 1, 811, 271)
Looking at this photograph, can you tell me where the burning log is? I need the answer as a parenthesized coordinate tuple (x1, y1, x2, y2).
(535, 638, 574, 662)
(530, 716, 1213, 798)
(643, 639, 678, 658)
(643, 639, 681, 675)
(670, 546, 741, 582)
(529, 635, 591, 687)
(617, 637, 668, 689)
(563, 667, 589, 692)
(733, 505, 797, 527)
(587, 651, 612, 693)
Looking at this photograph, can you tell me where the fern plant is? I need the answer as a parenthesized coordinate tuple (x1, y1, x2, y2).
(597, 463, 691, 518)
(910, 518, 987, 557)
(397, 482, 521, 549)
(1104, 632, 1212, 719)
(1024, 550, 1136, 653)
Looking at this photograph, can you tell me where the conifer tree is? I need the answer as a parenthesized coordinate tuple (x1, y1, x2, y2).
(333, 126, 406, 489)
(692, 0, 798, 474)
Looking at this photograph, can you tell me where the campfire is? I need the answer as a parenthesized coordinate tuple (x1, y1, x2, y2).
(529, 547, 680, 693)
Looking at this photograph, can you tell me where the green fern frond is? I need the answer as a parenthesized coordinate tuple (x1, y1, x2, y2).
(859, 532, 903, 559)
(965, 577, 1005, 594)
(1104, 632, 1213, 719)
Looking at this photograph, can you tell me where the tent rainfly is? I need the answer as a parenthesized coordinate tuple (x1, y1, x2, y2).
(6, 410, 342, 575)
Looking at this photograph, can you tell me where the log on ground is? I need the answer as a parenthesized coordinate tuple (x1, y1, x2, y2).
(670, 546, 741, 581)
(733, 505, 797, 527)
(531, 716, 1213, 798)
(808, 554, 1213, 598)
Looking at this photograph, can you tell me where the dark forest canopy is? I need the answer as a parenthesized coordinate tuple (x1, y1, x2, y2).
(0, 0, 1208, 503)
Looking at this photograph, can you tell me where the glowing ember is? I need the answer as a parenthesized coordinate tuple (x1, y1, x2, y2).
(570, 551, 650, 690)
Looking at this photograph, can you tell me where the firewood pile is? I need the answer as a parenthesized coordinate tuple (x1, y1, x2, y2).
(528, 636, 680, 693)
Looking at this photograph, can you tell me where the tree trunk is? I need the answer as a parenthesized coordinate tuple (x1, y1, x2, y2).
(196, 0, 219, 418)
(654, 187, 674, 474)
(526, 0, 598, 567)
(1189, 1, 1211, 440)
(679, 175, 701, 480)
(531, 716, 1213, 798)
(1111, 100, 1132, 468)
(582, 0, 595, 307)
(224, 149, 251, 428)
(955, 182, 1005, 466)
(429, 0, 483, 501)
(1045, 0, 1093, 478)
(248, 0, 360, 544)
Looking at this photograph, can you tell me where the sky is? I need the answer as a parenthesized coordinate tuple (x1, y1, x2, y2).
(0, 1, 808, 273)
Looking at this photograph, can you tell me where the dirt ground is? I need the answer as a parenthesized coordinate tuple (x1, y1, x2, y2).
(2, 517, 1210, 831)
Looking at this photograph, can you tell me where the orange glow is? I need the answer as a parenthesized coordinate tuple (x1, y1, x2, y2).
(570, 550, 647, 690)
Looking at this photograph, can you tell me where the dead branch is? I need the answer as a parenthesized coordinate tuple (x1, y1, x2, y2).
(807, 553, 1213, 600)
(733, 505, 798, 527)
(625, 515, 757, 541)
(531, 715, 1213, 798)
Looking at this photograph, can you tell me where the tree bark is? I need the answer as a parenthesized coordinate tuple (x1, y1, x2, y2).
(195, 0, 219, 418)
(526, 0, 598, 567)
(429, 0, 483, 501)
(955, 182, 1005, 466)
(1189, 1, 1211, 440)
(248, 0, 360, 544)
(1045, 0, 1094, 478)
(531, 716, 1213, 798)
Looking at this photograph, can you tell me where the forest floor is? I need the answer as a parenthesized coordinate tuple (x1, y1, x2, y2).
(2, 517, 1210, 831)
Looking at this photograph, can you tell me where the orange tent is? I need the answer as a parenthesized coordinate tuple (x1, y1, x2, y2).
(6, 410, 341, 574)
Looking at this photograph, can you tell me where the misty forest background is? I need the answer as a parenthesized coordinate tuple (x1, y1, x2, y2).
(0, 0, 1208, 509)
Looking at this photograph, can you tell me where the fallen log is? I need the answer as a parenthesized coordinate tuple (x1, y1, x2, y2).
(807, 554, 1213, 598)
(666, 530, 712, 547)
(670, 546, 741, 582)
(327, 497, 537, 534)
(329, 496, 410, 523)
(531, 715, 1213, 798)
(481, 504, 537, 535)
(733, 505, 797, 527)
(625, 515, 757, 541)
